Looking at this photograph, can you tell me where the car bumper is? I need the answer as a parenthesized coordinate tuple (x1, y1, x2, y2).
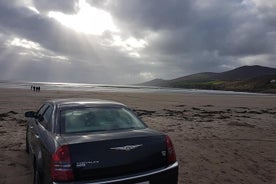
(53, 162, 178, 184)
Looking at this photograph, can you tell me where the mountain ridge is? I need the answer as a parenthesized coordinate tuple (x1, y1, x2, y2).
(139, 65, 276, 93)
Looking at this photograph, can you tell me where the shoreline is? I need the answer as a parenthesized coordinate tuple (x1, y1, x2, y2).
(1, 80, 276, 96)
(0, 88, 276, 184)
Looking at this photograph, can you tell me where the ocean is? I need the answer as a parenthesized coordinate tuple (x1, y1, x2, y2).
(0, 80, 271, 96)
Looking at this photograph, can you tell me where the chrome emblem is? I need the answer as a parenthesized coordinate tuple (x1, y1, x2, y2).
(110, 144, 143, 151)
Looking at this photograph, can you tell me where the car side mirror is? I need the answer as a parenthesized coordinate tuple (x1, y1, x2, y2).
(25, 111, 36, 118)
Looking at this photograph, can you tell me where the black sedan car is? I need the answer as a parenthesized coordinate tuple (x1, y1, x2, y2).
(25, 99, 178, 184)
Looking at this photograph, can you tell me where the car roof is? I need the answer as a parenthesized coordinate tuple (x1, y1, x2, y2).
(46, 98, 126, 108)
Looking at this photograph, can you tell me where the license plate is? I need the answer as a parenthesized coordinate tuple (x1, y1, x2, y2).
(135, 182, 150, 184)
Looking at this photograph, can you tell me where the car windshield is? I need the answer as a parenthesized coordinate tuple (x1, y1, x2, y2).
(60, 106, 146, 134)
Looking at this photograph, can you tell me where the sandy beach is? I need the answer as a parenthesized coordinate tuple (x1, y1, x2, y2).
(0, 88, 276, 184)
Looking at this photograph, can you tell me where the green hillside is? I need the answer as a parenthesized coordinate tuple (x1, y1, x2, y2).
(139, 65, 276, 93)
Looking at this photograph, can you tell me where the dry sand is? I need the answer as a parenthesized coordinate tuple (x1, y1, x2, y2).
(0, 88, 276, 184)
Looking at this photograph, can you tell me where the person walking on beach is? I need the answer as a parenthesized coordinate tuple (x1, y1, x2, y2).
(30, 85, 41, 92)
(35, 86, 40, 92)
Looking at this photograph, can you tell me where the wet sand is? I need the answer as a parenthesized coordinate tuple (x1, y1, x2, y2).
(0, 88, 276, 184)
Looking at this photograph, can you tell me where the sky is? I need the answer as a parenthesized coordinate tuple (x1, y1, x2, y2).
(0, 0, 276, 84)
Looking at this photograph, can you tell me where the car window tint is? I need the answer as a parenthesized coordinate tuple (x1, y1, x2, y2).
(37, 104, 48, 116)
(41, 105, 54, 131)
(61, 107, 146, 134)
(44, 105, 53, 122)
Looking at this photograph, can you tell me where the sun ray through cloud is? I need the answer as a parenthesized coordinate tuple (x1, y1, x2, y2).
(0, 0, 275, 84)
(48, 0, 119, 35)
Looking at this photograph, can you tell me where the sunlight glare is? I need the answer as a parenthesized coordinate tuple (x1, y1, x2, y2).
(28, 6, 40, 14)
(48, 0, 119, 35)
(139, 72, 155, 80)
(110, 36, 148, 58)
(5, 37, 69, 62)
(112, 36, 147, 50)
(7, 38, 42, 50)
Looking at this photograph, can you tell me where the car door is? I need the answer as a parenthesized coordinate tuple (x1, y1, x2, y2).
(28, 104, 48, 154)
(35, 104, 56, 183)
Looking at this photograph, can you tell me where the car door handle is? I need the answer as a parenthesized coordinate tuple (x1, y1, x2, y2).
(35, 134, 40, 139)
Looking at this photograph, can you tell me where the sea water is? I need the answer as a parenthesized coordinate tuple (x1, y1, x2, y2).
(0, 80, 271, 96)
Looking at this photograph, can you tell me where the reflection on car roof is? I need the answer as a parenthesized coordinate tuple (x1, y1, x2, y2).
(45, 98, 126, 108)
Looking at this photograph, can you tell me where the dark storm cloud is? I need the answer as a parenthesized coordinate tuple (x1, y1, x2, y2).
(111, 0, 193, 31)
(104, 0, 276, 55)
(88, 0, 276, 77)
(33, 0, 78, 14)
(0, 2, 107, 82)
(0, 0, 276, 83)
(0, 0, 77, 14)
(0, 1, 103, 62)
(0, 0, 155, 83)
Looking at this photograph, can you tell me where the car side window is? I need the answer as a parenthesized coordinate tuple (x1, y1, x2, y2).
(37, 104, 48, 117)
(41, 105, 54, 131)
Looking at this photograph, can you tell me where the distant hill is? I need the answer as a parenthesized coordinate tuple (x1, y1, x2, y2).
(141, 78, 168, 86)
(139, 65, 276, 93)
(217, 65, 276, 80)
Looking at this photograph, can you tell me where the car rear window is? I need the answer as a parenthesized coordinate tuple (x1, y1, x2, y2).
(60, 107, 146, 134)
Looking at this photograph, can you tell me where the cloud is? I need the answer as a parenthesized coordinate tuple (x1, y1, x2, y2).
(102, 0, 276, 55)
(98, 0, 276, 75)
(0, 1, 152, 83)
(33, 0, 79, 14)
(0, 0, 275, 84)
